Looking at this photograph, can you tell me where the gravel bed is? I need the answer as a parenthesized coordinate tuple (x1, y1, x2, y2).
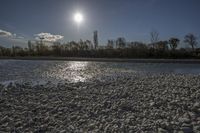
(0, 74, 200, 133)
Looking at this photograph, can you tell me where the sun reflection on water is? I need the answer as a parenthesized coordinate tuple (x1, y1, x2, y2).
(45, 61, 91, 83)
(66, 61, 89, 82)
(68, 61, 88, 71)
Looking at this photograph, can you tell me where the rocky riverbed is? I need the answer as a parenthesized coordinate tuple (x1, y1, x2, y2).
(1, 74, 200, 133)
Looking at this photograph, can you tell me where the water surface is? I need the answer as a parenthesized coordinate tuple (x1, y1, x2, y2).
(1, 60, 200, 83)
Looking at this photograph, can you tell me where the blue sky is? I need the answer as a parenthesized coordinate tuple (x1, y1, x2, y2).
(0, 0, 200, 47)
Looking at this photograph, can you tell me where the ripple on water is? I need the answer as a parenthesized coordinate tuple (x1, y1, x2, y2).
(1, 60, 200, 84)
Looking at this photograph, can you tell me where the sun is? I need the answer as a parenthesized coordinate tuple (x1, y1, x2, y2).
(74, 12, 83, 24)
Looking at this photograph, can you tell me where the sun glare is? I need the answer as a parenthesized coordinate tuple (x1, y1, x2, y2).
(74, 12, 83, 24)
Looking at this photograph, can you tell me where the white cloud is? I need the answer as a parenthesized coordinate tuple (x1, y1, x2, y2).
(0, 29, 26, 47)
(0, 29, 12, 37)
(16, 36, 25, 39)
(35, 32, 64, 42)
(0, 29, 24, 40)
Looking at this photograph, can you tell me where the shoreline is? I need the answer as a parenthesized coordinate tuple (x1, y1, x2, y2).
(1, 74, 200, 132)
(1, 56, 200, 64)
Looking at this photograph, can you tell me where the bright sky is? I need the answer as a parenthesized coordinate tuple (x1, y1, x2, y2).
(0, 0, 200, 47)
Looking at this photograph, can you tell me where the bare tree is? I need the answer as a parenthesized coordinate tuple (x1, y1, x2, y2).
(69, 41, 79, 51)
(79, 39, 84, 50)
(28, 40, 35, 55)
(169, 38, 180, 50)
(184, 33, 198, 51)
(85, 40, 93, 50)
(107, 40, 114, 49)
(155, 41, 168, 51)
(116, 37, 126, 49)
(150, 30, 159, 49)
(52, 42, 62, 55)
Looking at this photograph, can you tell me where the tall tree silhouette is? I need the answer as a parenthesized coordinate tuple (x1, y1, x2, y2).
(169, 38, 180, 50)
(107, 40, 114, 49)
(85, 40, 93, 50)
(116, 37, 126, 49)
(184, 33, 198, 51)
(150, 30, 159, 49)
(93, 31, 98, 49)
(155, 41, 168, 51)
(28, 40, 34, 55)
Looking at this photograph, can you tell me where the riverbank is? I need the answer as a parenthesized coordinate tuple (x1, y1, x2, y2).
(1, 56, 200, 64)
(0, 74, 200, 132)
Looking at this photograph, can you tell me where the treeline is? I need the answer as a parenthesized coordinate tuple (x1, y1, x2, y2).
(0, 33, 199, 59)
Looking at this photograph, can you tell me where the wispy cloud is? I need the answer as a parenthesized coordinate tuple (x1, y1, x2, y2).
(13, 34, 25, 39)
(35, 33, 64, 42)
(0, 29, 27, 47)
(0, 29, 12, 37)
(0, 29, 25, 39)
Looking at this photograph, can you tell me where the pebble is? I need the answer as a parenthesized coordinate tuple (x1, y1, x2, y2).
(181, 127, 193, 133)
(59, 130, 66, 133)
(158, 128, 169, 133)
(178, 118, 191, 124)
(194, 126, 200, 131)
(0, 74, 200, 132)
